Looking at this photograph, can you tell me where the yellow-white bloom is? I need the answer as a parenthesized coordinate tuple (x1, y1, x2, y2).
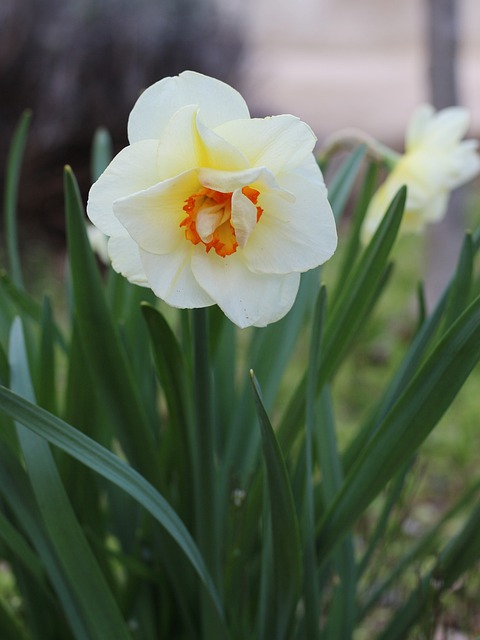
(87, 71, 337, 328)
(362, 104, 480, 242)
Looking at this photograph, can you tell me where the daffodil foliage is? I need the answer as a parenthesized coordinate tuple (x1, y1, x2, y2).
(0, 80, 480, 640)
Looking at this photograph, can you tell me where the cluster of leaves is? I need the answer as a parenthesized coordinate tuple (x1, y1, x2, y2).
(0, 113, 480, 639)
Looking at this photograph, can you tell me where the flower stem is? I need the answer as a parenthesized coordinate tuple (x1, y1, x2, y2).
(191, 308, 223, 636)
(318, 128, 401, 168)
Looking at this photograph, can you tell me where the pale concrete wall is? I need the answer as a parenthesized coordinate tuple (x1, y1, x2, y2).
(220, 0, 480, 144)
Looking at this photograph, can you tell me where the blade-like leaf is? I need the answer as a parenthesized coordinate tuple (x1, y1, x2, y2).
(0, 443, 78, 639)
(0, 271, 66, 351)
(0, 383, 225, 625)
(0, 509, 47, 591)
(316, 388, 356, 640)
(302, 286, 326, 640)
(64, 166, 159, 486)
(358, 478, 480, 620)
(323, 186, 405, 375)
(318, 291, 480, 560)
(9, 318, 131, 640)
(91, 127, 113, 182)
(250, 371, 302, 639)
(3, 110, 32, 288)
(141, 303, 193, 520)
(327, 145, 367, 220)
(378, 499, 480, 640)
(278, 187, 405, 453)
(333, 161, 379, 292)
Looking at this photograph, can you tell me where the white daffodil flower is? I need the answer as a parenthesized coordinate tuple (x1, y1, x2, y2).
(87, 71, 337, 328)
(362, 104, 480, 242)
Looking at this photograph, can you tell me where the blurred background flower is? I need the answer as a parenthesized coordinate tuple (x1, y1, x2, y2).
(361, 104, 480, 242)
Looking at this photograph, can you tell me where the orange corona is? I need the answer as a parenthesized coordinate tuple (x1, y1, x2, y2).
(180, 186, 263, 257)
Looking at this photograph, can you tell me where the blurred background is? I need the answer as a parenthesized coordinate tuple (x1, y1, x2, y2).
(0, 0, 479, 247)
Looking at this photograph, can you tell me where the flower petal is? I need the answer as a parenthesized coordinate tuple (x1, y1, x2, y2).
(87, 140, 160, 236)
(215, 115, 317, 175)
(128, 71, 250, 143)
(405, 104, 435, 150)
(113, 169, 200, 255)
(197, 166, 294, 201)
(140, 247, 214, 308)
(231, 188, 258, 248)
(243, 158, 337, 274)
(448, 139, 480, 187)
(408, 106, 471, 151)
(192, 252, 300, 328)
(108, 234, 149, 286)
(155, 105, 201, 179)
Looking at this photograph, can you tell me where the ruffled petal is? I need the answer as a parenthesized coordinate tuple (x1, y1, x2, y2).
(411, 107, 470, 151)
(194, 115, 249, 171)
(215, 115, 317, 175)
(108, 234, 149, 286)
(155, 105, 202, 180)
(231, 188, 258, 248)
(140, 247, 214, 308)
(405, 104, 435, 151)
(113, 169, 200, 255)
(191, 252, 300, 328)
(87, 140, 160, 236)
(447, 139, 480, 188)
(128, 70, 250, 143)
(197, 165, 289, 196)
(242, 158, 337, 273)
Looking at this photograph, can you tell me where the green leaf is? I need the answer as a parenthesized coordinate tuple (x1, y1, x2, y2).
(327, 145, 367, 220)
(0, 271, 67, 352)
(226, 267, 320, 483)
(343, 228, 477, 472)
(439, 231, 474, 331)
(9, 318, 131, 640)
(250, 371, 302, 639)
(358, 478, 480, 620)
(378, 497, 480, 640)
(141, 303, 193, 519)
(0, 508, 48, 591)
(316, 388, 356, 640)
(0, 383, 225, 626)
(91, 127, 113, 182)
(302, 287, 326, 640)
(318, 291, 480, 560)
(64, 166, 160, 485)
(0, 597, 29, 640)
(277, 187, 405, 454)
(3, 110, 32, 288)
(323, 186, 405, 378)
(142, 303, 190, 444)
(333, 161, 379, 291)
(35, 297, 56, 412)
(0, 443, 74, 639)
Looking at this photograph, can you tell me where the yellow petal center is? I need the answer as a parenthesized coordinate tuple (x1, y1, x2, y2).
(180, 186, 263, 257)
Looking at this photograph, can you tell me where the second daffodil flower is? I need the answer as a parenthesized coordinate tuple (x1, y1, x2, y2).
(362, 104, 480, 242)
(87, 71, 337, 328)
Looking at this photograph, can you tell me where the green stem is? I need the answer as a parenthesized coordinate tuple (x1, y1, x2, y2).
(318, 127, 401, 168)
(191, 308, 223, 636)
